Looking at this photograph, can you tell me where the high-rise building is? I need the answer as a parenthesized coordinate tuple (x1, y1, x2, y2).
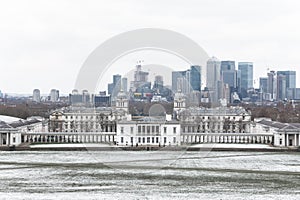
(121, 77, 128, 92)
(113, 74, 121, 95)
(82, 90, 90, 104)
(220, 61, 237, 103)
(221, 61, 235, 72)
(190, 65, 201, 91)
(33, 89, 41, 102)
(238, 62, 253, 98)
(207, 57, 221, 102)
(277, 74, 287, 101)
(277, 71, 296, 89)
(50, 89, 59, 102)
(172, 71, 187, 92)
(206, 57, 221, 91)
(267, 71, 276, 100)
(69, 89, 83, 104)
(153, 75, 164, 93)
(259, 77, 268, 93)
(94, 92, 111, 107)
(130, 64, 150, 92)
(222, 70, 237, 89)
(172, 65, 201, 95)
(107, 83, 114, 95)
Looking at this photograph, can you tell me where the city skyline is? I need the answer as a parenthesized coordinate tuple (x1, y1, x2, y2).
(1, 0, 300, 94)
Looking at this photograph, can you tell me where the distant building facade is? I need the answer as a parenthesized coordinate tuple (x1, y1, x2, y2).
(50, 89, 59, 102)
(33, 89, 41, 102)
(238, 62, 253, 98)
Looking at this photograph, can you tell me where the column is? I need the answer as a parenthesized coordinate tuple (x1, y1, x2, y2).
(286, 134, 289, 147)
(6, 133, 10, 146)
(294, 134, 297, 146)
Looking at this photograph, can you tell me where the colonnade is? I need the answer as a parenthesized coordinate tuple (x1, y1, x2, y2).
(181, 133, 273, 144)
(22, 132, 116, 144)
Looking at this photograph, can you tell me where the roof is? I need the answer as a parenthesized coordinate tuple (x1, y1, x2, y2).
(179, 106, 249, 116)
(9, 118, 42, 128)
(257, 119, 300, 131)
(0, 115, 22, 123)
(0, 121, 13, 129)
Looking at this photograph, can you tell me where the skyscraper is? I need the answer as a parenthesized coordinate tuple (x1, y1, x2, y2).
(107, 83, 114, 95)
(277, 71, 296, 89)
(113, 74, 121, 95)
(50, 89, 59, 102)
(121, 77, 128, 92)
(267, 71, 276, 100)
(130, 64, 150, 92)
(172, 71, 187, 92)
(277, 74, 286, 100)
(238, 62, 253, 98)
(206, 57, 221, 102)
(33, 89, 40, 102)
(221, 61, 235, 72)
(206, 57, 221, 91)
(259, 77, 268, 93)
(222, 70, 237, 89)
(190, 65, 201, 91)
(153, 75, 164, 93)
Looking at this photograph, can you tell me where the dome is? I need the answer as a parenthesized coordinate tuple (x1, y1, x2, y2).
(117, 89, 127, 99)
(174, 90, 186, 101)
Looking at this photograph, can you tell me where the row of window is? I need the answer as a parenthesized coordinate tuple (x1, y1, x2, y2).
(120, 126, 177, 134)
(120, 136, 176, 144)
(182, 116, 247, 120)
(64, 115, 119, 120)
(182, 124, 247, 132)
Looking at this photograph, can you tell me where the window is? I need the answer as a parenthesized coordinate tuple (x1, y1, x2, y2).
(121, 127, 124, 133)
(13, 137, 16, 143)
(142, 126, 145, 133)
(156, 137, 159, 143)
(138, 137, 141, 143)
(147, 126, 150, 134)
(131, 137, 133, 143)
(142, 137, 145, 143)
(147, 137, 150, 143)
(164, 127, 167, 134)
(152, 126, 155, 133)
(279, 139, 282, 145)
(156, 126, 159, 133)
(138, 126, 141, 133)
(173, 137, 176, 143)
(152, 137, 154, 143)
(130, 127, 134, 134)
(121, 137, 124, 143)
(164, 137, 167, 144)
(173, 127, 177, 134)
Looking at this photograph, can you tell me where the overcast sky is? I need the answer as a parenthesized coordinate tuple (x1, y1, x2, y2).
(1, 0, 300, 95)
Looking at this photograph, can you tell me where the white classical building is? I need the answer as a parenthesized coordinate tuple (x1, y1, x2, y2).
(0, 116, 46, 147)
(116, 117, 180, 146)
(256, 119, 300, 148)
